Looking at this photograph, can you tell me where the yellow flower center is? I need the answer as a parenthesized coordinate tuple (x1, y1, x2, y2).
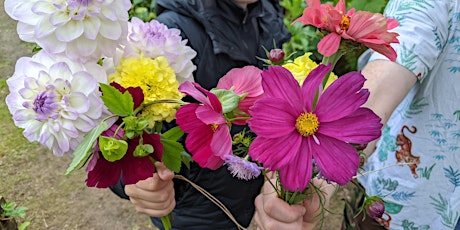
(211, 124, 219, 132)
(295, 112, 319, 137)
(340, 15, 350, 31)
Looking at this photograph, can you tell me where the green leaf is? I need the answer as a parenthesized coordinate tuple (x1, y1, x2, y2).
(349, 0, 387, 13)
(18, 222, 31, 230)
(100, 83, 134, 117)
(181, 151, 192, 170)
(99, 136, 128, 162)
(66, 121, 110, 175)
(210, 88, 241, 114)
(162, 126, 184, 141)
(160, 139, 184, 173)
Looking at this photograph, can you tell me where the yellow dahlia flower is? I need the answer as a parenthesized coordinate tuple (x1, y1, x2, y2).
(109, 55, 183, 122)
(283, 53, 337, 88)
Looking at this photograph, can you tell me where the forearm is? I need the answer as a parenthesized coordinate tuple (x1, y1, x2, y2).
(361, 59, 417, 157)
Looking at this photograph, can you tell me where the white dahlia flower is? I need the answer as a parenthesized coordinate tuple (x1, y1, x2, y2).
(4, 0, 131, 62)
(6, 50, 109, 156)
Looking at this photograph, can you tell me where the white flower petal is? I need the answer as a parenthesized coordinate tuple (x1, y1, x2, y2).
(99, 18, 122, 40)
(49, 11, 70, 27)
(68, 92, 90, 113)
(31, 1, 56, 15)
(83, 17, 101, 40)
(36, 34, 66, 54)
(55, 20, 84, 42)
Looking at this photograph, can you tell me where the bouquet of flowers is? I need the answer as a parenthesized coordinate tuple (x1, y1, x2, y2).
(4, 0, 196, 228)
(172, 0, 400, 226)
(4, 0, 399, 228)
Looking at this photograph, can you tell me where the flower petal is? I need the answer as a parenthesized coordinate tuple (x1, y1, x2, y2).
(196, 105, 226, 125)
(317, 33, 341, 57)
(186, 126, 224, 169)
(315, 71, 368, 122)
(311, 134, 359, 185)
(300, 64, 332, 111)
(319, 107, 382, 144)
(249, 133, 303, 170)
(86, 152, 122, 188)
(176, 104, 204, 132)
(248, 98, 297, 138)
(261, 66, 303, 112)
(278, 139, 313, 191)
(211, 125, 232, 158)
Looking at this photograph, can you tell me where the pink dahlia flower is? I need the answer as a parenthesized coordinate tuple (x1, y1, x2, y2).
(175, 81, 233, 170)
(5, 0, 131, 62)
(248, 65, 382, 191)
(124, 17, 197, 83)
(293, 0, 399, 61)
(86, 131, 164, 188)
(216, 66, 264, 124)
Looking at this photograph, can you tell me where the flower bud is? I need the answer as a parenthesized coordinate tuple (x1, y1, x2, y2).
(366, 198, 385, 220)
(269, 49, 285, 64)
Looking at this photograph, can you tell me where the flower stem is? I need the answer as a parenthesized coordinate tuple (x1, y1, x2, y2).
(320, 52, 344, 87)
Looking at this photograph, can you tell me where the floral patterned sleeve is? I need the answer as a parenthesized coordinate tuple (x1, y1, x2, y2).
(368, 0, 450, 82)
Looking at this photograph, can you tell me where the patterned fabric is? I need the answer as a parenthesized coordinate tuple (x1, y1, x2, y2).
(358, 0, 460, 229)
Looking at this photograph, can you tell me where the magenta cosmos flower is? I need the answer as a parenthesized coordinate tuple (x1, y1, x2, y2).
(293, 0, 399, 61)
(248, 65, 382, 191)
(175, 81, 233, 170)
(216, 66, 263, 124)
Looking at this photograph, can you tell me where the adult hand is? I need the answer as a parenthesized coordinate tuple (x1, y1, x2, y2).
(254, 176, 336, 230)
(125, 161, 175, 217)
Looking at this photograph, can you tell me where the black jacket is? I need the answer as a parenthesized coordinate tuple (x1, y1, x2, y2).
(111, 1, 291, 229)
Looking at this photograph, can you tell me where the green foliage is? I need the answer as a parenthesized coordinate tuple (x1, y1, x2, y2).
(161, 127, 186, 173)
(1, 201, 28, 218)
(66, 121, 110, 174)
(129, 0, 156, 21)
(100, 83, 134, 117)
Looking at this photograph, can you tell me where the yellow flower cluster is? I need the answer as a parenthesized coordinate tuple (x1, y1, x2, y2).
(109, 55, 183, 122)
(283, 53, 337, 88)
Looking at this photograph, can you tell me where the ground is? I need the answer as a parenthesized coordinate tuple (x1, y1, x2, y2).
(0, 1, 346, 229)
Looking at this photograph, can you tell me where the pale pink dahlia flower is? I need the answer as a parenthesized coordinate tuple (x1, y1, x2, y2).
(5, 50, 108, 156)
(124, 17, 197, 83)
(248, 65, 382, 191)
(4, 0, 131, 62)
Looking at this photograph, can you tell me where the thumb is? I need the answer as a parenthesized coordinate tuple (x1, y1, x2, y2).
(154, 161, 175, 181)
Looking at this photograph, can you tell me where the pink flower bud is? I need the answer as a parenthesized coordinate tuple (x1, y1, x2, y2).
(269, 49, 285, 63)
(366, 199, 385, 220)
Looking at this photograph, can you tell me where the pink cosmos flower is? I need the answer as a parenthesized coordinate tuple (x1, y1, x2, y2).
(216, 66, 264, 124)
(248, 65, 382, 191)
(293, 0, 399, 61)
(175, 81, 233, 170)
